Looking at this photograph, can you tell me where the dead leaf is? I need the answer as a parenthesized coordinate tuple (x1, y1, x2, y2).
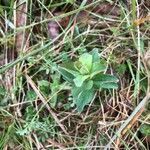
(133, 15, 150, 26)
(48, 21, 60, 40)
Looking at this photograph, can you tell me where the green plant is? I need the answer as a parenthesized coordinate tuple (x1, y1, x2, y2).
(38, 80, 50, 97)
(58, 49, 118, 112)
(140, 124, 150, 136)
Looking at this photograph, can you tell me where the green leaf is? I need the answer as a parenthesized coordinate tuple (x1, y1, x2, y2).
(73, 75, 89, 87)
(94, 82, 118, 89)
(93, 74, 119, 89)
(140, 124, 150, 136)
(79, 66, 90, 75)
(72, 86, 82, 104)
(58, 66, 78, 82)
(85, 80, 94, 90)
(76, 89, 95, 112)
(71, 81, 95, 112)
(61, 62, 77, 72)
(50, 73, 60, 108)
(26, 90, 37, 101)
(72, 87, 95, 112)
(93, 74, 118, 82)
(91, 61, 106, 74)
(79, 53, 93, 73)
(72, 80, 93, 102)
(38, 80, 50, 97)
(90, 48, 100, 63)
(74, 61, 82, 71)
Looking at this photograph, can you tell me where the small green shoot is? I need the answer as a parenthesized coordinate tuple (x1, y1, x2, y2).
(58, 49, 118, 112)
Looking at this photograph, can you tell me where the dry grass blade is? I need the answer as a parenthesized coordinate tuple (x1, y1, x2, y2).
(32, 133, 45, 150)
(104, 93, 150, 149)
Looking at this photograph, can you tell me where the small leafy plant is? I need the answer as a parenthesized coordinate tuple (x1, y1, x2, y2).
(58, 49, 118, 112)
